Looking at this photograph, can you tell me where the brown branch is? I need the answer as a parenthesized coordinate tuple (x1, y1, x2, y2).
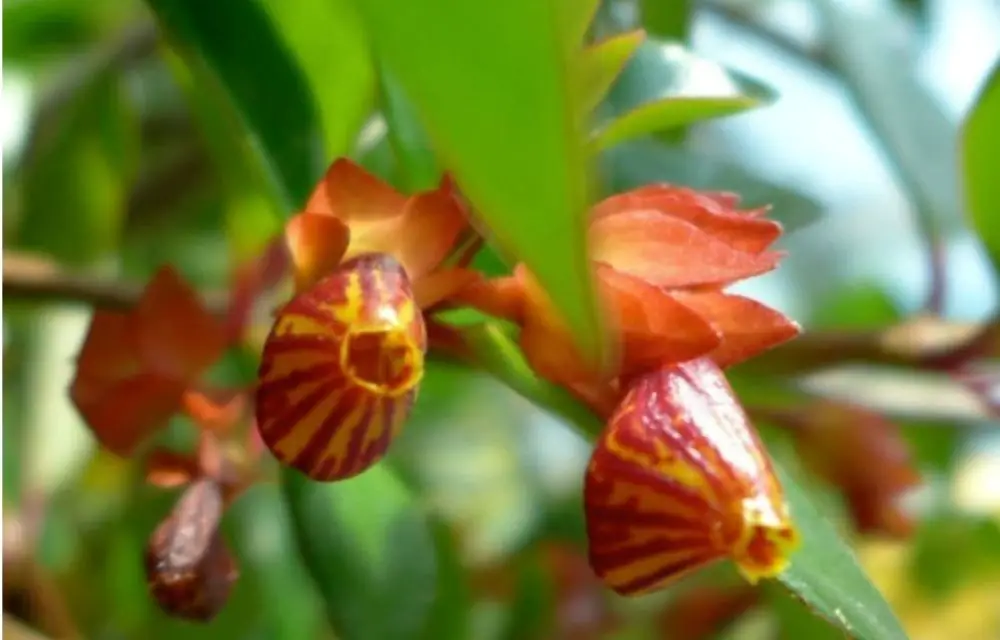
(3, 252, 227, 313)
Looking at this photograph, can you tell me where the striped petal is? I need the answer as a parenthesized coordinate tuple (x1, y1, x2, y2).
(585, 358, 798, 596)
(255, 253, 427, 481)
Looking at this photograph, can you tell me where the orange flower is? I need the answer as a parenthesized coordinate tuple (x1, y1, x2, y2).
(254, 159, 477, 481)
(584, 358, 799, 596)
(458, 185, 800, 413)
(70, 266, 228, 456)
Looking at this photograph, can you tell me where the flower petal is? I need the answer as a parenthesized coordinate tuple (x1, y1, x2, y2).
(181, 388, 247, 434)
(136, 267, 228, 381)
(599, 267, 721, 377)
(145, 449, 200, 489)
(304, 158, 407, 220)
(255, 253, 426, 481)
(672, 292, 801, 368)
(412, 267, 481, 310)
(285, 213, 351, 293)
(345, 184, 468, 280)
(585, 358, 798, 596)
(70, 309, 187, 455)
(451, 275, 526, 323)
(590, 210, 780, 288)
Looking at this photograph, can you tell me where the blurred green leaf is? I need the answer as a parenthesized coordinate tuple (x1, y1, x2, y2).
(639, 0, 692, 41)
(418, 520, 473, 640)
(775, 461, 910, 640)
(145, 0, 323, 208)
(379, 66, 441, 192)
(499, 551, 555, 640)
(766, 583, 846, 640)
(352, 0, 604, 363)
(261, 0, 376, 160)
(961, 60, 1000, 273)
(3, 0, 130, 66)
(910, 513, 1000, 597)
(556, 0, 600, 51)
(602, 140, 822, 233)
(579, 30, 645, 117)
(808, 283, 902, 330)
(18, 70, 138, 264)
(593, 38, 774, 149)
(282, 464, 451, 640)
(814, 0, 959, 239)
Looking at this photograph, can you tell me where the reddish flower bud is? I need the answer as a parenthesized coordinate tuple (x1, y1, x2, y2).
(255, 253, 427, 481)
(145, 479, 238, 621)
(585, 358, 798, 596)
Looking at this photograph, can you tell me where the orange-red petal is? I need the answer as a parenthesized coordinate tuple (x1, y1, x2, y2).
(145, 448, 200, 489)
(285, 212, 351, 293)
(585, 358, 798, 596)
(451, 274, 526, 323)
(136, 266, 228, 380)
(344, 182, 468, 280)
(412, 267, 481, 310)
(590, 210, 781, 288)
(255, 253, 427, 481)
(304, 158, 407, 220)
(599, 267, 721, 377)
(672, 291, 801, 368)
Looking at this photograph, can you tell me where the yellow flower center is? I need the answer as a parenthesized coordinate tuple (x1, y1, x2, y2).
(340, 324, 423, 397)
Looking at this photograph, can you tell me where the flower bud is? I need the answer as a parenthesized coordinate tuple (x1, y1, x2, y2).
(255, 253, 427, 481)
(585, 358, 798, 596)
(145, 479, 238, 621)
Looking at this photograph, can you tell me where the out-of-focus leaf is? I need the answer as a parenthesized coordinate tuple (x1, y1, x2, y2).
(145, 0, 323, 209)
(775, 460, 910, 640)
(261, 0, 376, 160)
(352, 0, 604, 364)
(814, 0, 959, 238)
(379, 67, 441, 192)
(602, 140, 822, 233)
(2, 0, 129, 66)
(281, 465, 448, 640)
(961, 60, 1000, 272)
(910, 514, 1000, 597)
(639, 0, 692, 41)
(418, 520, 473, 640)
(18, 71, 138, 264)
(593, 39, 774, 149)
(808, 283, 902, 329)
(499, 551, 555, 640)
(578, 30, 645, 117)
(766, 583, 846, 640)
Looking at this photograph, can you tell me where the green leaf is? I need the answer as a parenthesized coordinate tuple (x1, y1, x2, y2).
(578, 30, 645, 117)
(17, 70, 138, 265)
(499, 551, 555, 640)
(379, 66, 442, 192)
(418, 520, 474, 640)
(639, 0, 692, 41)
(281, 465, 452, 640)
(601, 140, 822, 233)
(352, 0, 604, 364)
(261, 0, 376, 160)
(592, 39, 774, 150)
(775, 462, 910, 640)
(145, 0, 323, 208)
(961, 60, 1000, 272)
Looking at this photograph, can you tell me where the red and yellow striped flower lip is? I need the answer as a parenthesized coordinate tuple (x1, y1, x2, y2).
(255, 253, 427, 481)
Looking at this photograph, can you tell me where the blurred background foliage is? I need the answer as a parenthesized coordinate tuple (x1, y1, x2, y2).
(3, 0, 1000, 638)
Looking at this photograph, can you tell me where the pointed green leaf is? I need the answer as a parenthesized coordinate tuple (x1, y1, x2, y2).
(775, 462, 910, 640)
(961, 60, 1000, 273)
(578, 30, 645, 116)
(145, 0, 323, 208)
(593, 38, 775, 149)
(640, 0, 693, 41)
(351, 0, 604, 364)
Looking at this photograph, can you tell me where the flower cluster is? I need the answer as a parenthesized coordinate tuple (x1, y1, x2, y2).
(70, 156, 808, 616)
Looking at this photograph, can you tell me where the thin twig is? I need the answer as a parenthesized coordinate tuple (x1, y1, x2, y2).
(2, 252, 227, 313)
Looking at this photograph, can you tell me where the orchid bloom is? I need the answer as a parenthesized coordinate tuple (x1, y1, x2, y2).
(457, 185, 803, 593)
(254, 159, 476, 481)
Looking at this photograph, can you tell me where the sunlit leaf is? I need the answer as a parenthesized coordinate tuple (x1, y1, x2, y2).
(578, 30, 645, 117)
(592, 39, 774, 150)
(961, 60, 1000, 272)
(639, 0, 692, 41)
(379, 65, 441, 192)
(352, 0, 605, 365)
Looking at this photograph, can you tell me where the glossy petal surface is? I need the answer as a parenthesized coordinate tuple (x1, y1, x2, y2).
(255, 253, 427, 481)
(286, 212, 350, 293)
(585, 358, 798, 596)
(304, 158, 407, 219)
